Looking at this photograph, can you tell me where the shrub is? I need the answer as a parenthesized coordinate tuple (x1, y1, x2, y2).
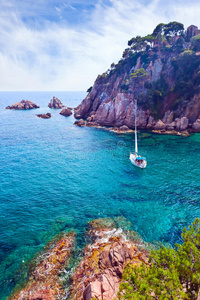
(130, 68, 147, 78)
(119, 218, 200, 300)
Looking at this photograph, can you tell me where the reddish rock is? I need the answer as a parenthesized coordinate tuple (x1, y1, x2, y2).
(162, 110, 174, 124)
(175, 117, 189, 131)
(192, 119, 200, 132)
(86, 121, 97, 127)
(36, 113, 51, 119)
(73, 52, 200, 133)
(9, 232, 75, 300)
(119, 125, 130, 131)
(167, 121, 175, 130)
(70, 218, 148, 300)
(86, 116, 93, 122)
(147, 116, 156, 129)
(197, 289, 200, 300)
(48, 97, 63, 109)
(155, 120, 167, 130)
(60, 108, 72, 116)
(74, 119, 85, 126)
(6, 100, 40, 110)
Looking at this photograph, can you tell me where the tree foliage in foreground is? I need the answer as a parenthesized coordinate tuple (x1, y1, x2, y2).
(119, 218, 200, 300)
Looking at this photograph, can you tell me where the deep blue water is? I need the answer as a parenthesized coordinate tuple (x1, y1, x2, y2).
(0, 91, 200, 299)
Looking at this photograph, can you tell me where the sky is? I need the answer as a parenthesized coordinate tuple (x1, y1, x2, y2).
(0, 0, 200, 91)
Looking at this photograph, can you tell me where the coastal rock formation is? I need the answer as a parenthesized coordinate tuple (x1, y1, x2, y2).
(70, 218, 148, 300)
(6, 100, 39, 110)
(48, 97, 63, 109)
(192, 119, 200, 132)
(9, 232, 75, 300)
(74, 119, 85, 126)
(36, 113, 51, 119)
(155, 120, 166, 130)
(175, 117, 189, 131)
(60, 108, 72, 117)
(74, 23, 200, 133)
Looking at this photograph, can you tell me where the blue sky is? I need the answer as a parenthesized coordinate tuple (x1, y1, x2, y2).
(0, 0, 200, 91)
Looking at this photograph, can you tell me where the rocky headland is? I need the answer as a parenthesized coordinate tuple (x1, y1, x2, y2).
(69, 218, 149, 300)
(60, 108, 72, 117)
(74, 22, 200, 134)
(7, 219, 149, 300)
(6, 100, 40, 110)
(7, 217, 200, 299)
(36, 113, 51, 119)
(48, 97, 64, 109)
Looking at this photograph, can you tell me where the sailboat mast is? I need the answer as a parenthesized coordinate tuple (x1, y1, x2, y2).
(135, 100, 138, 154)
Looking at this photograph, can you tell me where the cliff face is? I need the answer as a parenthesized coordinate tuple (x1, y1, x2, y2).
(75, 44, 200, 132)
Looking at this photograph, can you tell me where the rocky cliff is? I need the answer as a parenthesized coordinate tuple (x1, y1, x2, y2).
(75, 23, 200, 133)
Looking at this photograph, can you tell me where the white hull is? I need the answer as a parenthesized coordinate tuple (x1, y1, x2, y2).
(130, 153, 147, 169)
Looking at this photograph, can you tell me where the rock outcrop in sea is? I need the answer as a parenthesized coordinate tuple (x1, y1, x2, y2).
(74, 119, 85, 126)
(6, 100, 40, 110)
(74, 22, 200, 134)
(48, 97, 63, 109)
(70, 218, 149, 300)
(36, 113, 51, 119)
(9, 232, 75, 300)
(60, 108, 72, 117)
(7, 218, 150, 300)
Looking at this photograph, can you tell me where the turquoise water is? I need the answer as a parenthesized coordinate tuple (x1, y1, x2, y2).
(0, 91, 200, 299)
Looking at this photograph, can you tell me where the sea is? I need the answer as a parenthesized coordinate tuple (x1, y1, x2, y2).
(0, 91, 200, 299)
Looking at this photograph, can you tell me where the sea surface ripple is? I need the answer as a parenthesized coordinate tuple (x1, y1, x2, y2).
(0, 91, 200, 299)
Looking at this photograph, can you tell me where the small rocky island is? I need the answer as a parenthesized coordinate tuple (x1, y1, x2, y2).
(60, 107, 72, 117)
(36, 113, 51, 119)
(6, 100, 40, 110)
(48, 96, 64, 109)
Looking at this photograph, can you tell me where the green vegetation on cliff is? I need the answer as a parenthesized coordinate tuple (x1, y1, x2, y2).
(95, 22, 200, 120)
(119, 218, 200, 300)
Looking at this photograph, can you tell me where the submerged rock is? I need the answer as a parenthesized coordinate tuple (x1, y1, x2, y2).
(70, 218, 148, 300)
(9, 232, 75, 300)
(36, 113, 51, 119)
(6, 100, 40, 110)
(48, 97, 63, 109)
(60, 108, 72, 117)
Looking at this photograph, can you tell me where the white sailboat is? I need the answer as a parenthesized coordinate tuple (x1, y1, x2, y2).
(129, 100, 147, 169)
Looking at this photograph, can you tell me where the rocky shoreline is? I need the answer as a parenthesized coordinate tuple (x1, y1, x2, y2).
(7, 218, 150, 300)
(70, 218, 149, 300)
(8, 232, 75, 300)
(73, 118, 192, 136)
(4, 97, 200, 136)
(74, 95, 200, 134)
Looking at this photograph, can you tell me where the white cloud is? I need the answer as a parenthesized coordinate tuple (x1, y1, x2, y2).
(0, 0, 199, 91)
